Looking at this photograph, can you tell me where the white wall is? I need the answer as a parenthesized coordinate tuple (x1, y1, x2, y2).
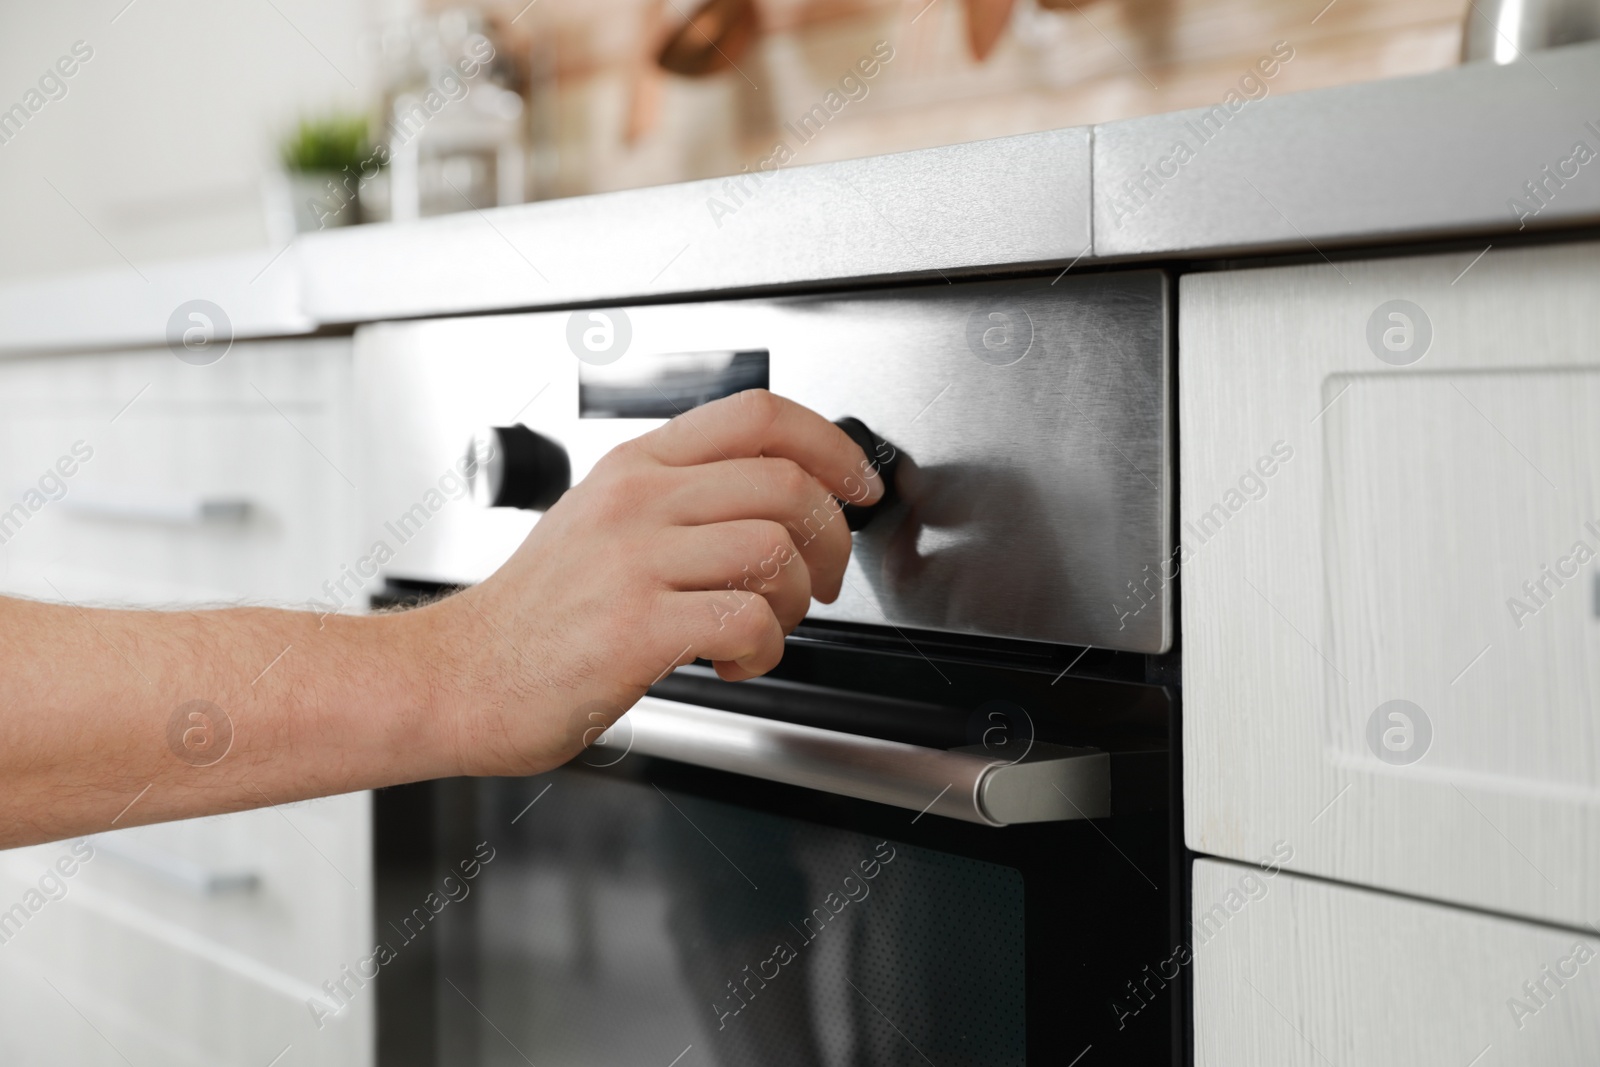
(0, 0, 407, 283)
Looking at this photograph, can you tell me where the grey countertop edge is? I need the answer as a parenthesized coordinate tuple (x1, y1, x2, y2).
(6, 42, 1600, 353)
(1092, 40, 1600, 259)
(0, 247, 312, 357)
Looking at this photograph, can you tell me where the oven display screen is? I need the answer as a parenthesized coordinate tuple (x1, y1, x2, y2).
(579, 349, 769, 419)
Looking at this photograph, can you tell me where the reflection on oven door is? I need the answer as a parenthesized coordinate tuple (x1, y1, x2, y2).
(444, 769, 1025, 1067)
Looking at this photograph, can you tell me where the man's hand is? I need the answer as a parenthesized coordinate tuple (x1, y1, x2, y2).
(0, 391, 880, 848)
(420, 389, 883, 777)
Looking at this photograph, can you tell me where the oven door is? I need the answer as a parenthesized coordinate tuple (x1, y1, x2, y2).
(373, 640, 1178, 1067)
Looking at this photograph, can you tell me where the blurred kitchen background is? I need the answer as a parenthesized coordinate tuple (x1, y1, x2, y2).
(1, 0, 1464, 282)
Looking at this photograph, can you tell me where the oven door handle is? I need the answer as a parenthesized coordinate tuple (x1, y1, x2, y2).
(601, 696, 1110, 827)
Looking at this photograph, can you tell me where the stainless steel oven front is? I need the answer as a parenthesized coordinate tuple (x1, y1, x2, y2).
(356, 270, 1180, 1065)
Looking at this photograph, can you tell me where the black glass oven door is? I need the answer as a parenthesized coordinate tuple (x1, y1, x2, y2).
(378, 752, 1175, 1066)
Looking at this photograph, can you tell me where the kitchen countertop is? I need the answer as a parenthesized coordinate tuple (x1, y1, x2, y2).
(5, 40, 1599, 354)
(1092, 39, 1600, 258)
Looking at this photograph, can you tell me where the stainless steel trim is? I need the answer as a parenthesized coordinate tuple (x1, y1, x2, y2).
(89, 835, 261, 895)
(604, 696, 1110, 826)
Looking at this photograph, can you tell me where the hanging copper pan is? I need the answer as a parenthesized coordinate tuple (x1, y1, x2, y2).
(964, 0, 1015, 61)
(657, 0, 760, 77)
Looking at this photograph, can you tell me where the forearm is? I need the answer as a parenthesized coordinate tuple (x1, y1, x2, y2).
(0, 391, 879, 849)
(0, 596, 452, 848)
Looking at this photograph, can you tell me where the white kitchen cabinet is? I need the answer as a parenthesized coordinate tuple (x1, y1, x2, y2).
(1192, 858, 1600, 1065)
(1180, 241, 1600, 929)
(0, 339, 373, 1066)
(0, 810, 371, 1067)
(0, 338, 359, 607)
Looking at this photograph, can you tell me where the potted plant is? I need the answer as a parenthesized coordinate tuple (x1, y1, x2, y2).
(277, 113, 379, 232)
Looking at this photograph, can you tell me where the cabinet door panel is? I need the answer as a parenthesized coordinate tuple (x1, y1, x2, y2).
(1192, 859, 1600, 1067)
(1180, 241, 1600, 927)
(1324, 369, 1600, 790)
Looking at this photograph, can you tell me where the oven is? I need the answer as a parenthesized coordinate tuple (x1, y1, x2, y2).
(354, 270, 1181, 1065)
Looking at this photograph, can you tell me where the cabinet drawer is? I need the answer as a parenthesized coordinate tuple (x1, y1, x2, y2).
(1192, 859, 1600, 1066)
(0, 338, 358, 608)
(0, 833, 372, 1066)
(0, 796, 372, 1067)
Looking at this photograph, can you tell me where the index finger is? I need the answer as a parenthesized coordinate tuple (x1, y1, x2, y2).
(635, 389, 885, 505)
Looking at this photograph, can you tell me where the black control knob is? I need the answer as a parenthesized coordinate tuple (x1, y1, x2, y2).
(833, 417, 901, 531)
(465, 425, 571, 511)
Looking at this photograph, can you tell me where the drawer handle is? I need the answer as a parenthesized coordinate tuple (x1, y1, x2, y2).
(60, 490, 252, 526)
(88, 835, 261, 896)
(600, 696, 1110, 826)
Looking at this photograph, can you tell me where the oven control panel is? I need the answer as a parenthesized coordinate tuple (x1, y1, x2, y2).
(353, 273, 1171, 652)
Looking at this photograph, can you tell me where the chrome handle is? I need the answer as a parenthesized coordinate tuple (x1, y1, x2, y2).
(60, 490, 251, 526)
(88, 835, 261, 896)
(602, 696, 1110, 826)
